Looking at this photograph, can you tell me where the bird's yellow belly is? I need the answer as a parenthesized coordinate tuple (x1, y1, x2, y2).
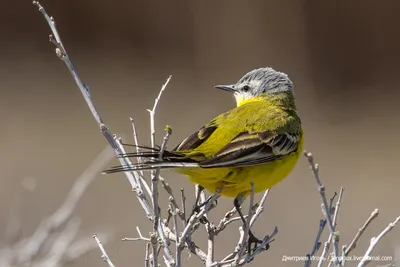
(176, 148, 302, 198)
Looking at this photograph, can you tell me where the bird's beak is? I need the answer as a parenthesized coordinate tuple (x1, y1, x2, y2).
(214, 84, 236, 93)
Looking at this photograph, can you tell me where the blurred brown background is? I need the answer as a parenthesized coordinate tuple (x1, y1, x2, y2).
(1, 0, 400, 266)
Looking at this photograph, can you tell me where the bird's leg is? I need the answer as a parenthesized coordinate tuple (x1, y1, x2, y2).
(193, 185, 204, 211)
(234, 195, 263, 253)
(187, 185, 209, 224)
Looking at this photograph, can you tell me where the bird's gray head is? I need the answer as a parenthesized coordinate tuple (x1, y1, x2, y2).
(215, 67, 293, 105)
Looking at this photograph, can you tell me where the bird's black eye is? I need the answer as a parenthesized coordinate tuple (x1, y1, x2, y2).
(243, 85, 250, 92)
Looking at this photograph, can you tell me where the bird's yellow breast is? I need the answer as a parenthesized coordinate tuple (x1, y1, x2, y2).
(176, 131, 304, 198)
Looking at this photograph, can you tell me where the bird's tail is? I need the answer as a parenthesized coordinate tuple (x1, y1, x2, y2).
(103, 144, 199, 174)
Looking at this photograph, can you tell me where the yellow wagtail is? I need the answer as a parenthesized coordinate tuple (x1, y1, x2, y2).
(105, 67, 303, 248)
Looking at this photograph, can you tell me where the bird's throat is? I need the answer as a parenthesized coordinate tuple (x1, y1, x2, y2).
(235, 95, 264, 107)
(235, 93, 296, 110)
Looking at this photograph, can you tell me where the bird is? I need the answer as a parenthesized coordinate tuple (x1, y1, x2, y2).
(104, 67, 304, 251)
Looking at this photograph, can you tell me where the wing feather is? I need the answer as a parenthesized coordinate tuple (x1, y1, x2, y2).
(199, 130, 301, 168)
(174, 125, 217, 151)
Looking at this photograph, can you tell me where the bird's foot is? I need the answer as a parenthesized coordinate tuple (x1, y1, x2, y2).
(187, 197, 217, 224)
(247, 231, 269, 253)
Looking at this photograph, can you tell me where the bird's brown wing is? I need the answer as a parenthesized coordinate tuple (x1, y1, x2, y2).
(198, 130, 301, 168)
(174, 124, 218, 151)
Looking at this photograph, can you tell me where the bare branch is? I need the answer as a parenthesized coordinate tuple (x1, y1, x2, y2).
(332, 187, 344, 228)
(161, 178, 184, 222)
(325, 186, 345, 267)
(130, 117, 144, 172)
(177, 189, 222, 263)
(234, 183, 256, 264)
(150, 233, 158, 267)
(220, 189, 274, 266)
(215, 207, 238, 234)
(148, 75, 172, 149)
(122, 226, 151, 242)
(145, 242, 151, 267)
(93, 234, 115, 267)
(341, 245, 347, 267)
(250, 189, 270, 228)
(345, 209, 380, 256)
(304, 151, 340, 266)
(169, 201, 180, 267)
(306, 190, 338, 267)
(130, 117, 152, 197)
(205, 222, 215, 267)
(151, 126, 175, 266)
(357, 215, 400, 267)
(65, 233, 110, 263)
(305, 219, 325, 267)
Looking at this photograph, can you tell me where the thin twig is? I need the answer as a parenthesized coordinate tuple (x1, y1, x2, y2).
(185, 239, 208, 263)
(235, 183, 256, 264)
(122, 226, 151, 242)
(148, 75, 172, 201)
(148, 75, 172, 149)
(357, 215, 400, 267)
(324, 186, 345, 267)
(130, 117, 144, 167)
(148, 77, 172, 212)
(93, 234, 115, 267)
(161, 178, 184, 222)
(306, 192, 338, 267)
(341, 245, 347, 267)
(221, 189, 273, 264)
(305, 219, 325, 267)
(169, 201, 180, 267)
(215, 207, 238, 234)
(121, 226, 209, 264)
(114, 137, 153, 218)
(202, 188, 218, 267)
(177, 189, 222, 263)
(150, 232, 158, 267)
(145, 242, 150, 267)
(152, 126, 175, 266)
(250, 189, 270, 228)
(64, 233, 110, 264)
(345, 209, 379, 256)
(146, 76, 173, 267)
(304, 151, 340, 266)
(130, 117, 152, 197)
